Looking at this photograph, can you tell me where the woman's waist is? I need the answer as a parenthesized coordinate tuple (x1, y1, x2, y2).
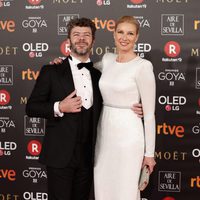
(103, 102, 139, 109)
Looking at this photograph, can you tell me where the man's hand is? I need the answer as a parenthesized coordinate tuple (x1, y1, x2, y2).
(131, 103, 143, 118)
(59, 90, 82, 113)
(49, 57, 63, 65)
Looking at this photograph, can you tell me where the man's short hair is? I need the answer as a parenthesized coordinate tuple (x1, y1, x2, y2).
(67, 17, 96, 40)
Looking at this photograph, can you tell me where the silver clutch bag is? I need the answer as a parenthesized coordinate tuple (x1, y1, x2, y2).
(138, 165, 150, 191)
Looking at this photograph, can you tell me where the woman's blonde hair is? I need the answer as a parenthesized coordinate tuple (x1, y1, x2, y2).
(115, 16, 140, 34)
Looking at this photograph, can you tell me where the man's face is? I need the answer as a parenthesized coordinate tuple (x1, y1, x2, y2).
(68, 26, 94, 56)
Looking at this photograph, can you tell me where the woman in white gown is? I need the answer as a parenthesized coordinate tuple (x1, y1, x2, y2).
(94, 16, 156, 200)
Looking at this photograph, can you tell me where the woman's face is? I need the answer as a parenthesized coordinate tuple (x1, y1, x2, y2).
(114, 22, 138, 53)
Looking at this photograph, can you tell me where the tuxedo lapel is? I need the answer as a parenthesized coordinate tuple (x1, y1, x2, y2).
(57, 58, 75, 94)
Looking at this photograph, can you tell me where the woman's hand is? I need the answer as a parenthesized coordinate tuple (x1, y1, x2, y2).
(131, 103, 143, 118)
(49, 57, 63, 65)
(142, 156, 156, 174)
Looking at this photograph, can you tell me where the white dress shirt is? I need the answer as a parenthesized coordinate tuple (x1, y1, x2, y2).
(54, 55, 93, 117)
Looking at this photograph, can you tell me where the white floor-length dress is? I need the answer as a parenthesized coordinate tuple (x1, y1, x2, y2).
(94, 53, 156, 200)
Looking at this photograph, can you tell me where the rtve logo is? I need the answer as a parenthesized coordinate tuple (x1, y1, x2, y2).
(194, 20, 200, 30)
(0, 169, 16, 181)
(0, 20, 15, 32)
(190, 176, 200, 188)
(22, 69, 39, 80)
(164, 41, 180, 57)
(92, 18, 115, 32)
(157, 123, 184, 138)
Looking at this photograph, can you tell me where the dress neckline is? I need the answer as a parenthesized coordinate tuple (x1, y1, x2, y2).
(115, 55, 141, 64)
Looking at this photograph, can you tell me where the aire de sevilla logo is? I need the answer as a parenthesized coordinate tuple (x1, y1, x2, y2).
(28, 0, 41, 5)
(130, 0, 144, 4)
(0, 90, 10, 105)
(164, 41, 181, 58)
(60, 40, 71, 56)
(27, 140, 41, 156)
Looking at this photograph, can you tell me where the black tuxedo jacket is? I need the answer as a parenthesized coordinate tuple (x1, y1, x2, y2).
(26, 58, 102, 168)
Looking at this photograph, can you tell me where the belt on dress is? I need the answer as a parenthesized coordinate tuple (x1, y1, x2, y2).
(103, 102, 131, 109)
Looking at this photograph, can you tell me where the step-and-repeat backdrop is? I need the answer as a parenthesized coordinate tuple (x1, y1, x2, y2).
(0, 0, 200, 200)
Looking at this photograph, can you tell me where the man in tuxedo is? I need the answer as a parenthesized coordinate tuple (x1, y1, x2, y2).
(26, 17, 143, 200)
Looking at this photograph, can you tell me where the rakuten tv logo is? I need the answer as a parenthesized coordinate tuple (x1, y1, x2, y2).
(162, 197, 175, 200)
(158, 95, 186, 111)
(0, 169, 16, 181)
(0, 90, 10, 105)
(0, 90, 12, 110)
(22, 43, 49, 58)
(28, 0, 41, 5)
(60, 40, 71, 56)
(127, 0, 147, 9)
(196, 97, 200, 115)
(25, 0, 44, 9)
(130, 0, 144, 3)
(26, 140, 41, 160)
(0, 20, 15, 32)
(162, 41, 182, 62)
(164, 41, 180, 57)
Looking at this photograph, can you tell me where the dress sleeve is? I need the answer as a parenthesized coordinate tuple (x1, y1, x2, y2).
(94, 60, 103, 72)
(136, 60, 156, 157)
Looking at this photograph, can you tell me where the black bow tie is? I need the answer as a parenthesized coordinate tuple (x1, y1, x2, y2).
(77, 62, 93, 70)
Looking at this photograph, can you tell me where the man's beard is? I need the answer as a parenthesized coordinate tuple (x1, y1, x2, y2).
(70, 41, 93, 56)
